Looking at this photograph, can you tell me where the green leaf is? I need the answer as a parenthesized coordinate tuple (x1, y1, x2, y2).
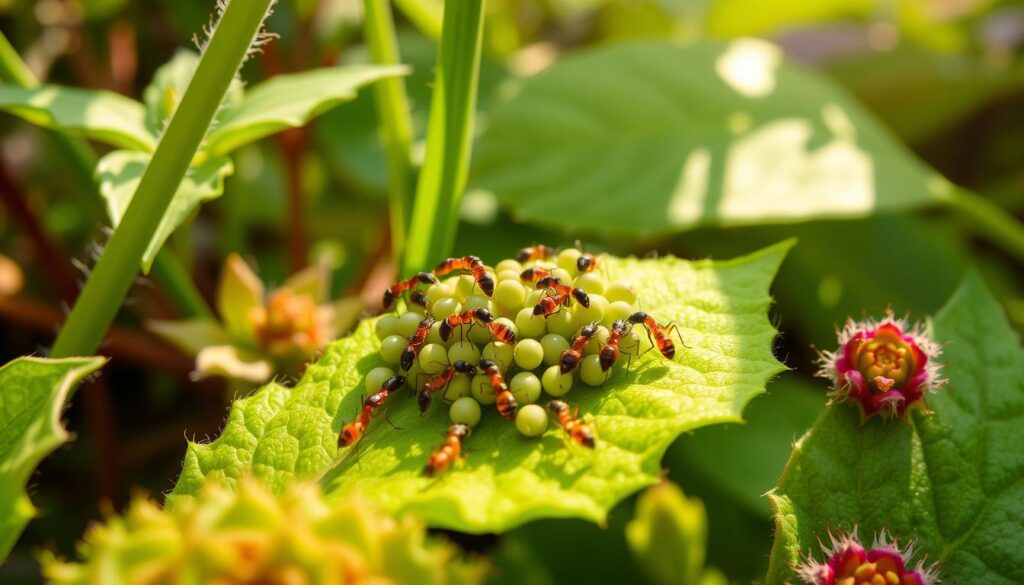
(97, 150, 234, 272)
(0, 356, 106, 560)
(142, 49, 244, 137)
(169, 242, 791, 533)
(473, 39, 950, 238)
(766, 273, 1024, 584)
(0, 85, 155, 151)
(203, 65, 409, 156)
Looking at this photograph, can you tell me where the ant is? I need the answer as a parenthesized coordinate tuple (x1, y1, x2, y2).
(628, 312, 685, 360)
(533, 292, 570, 318)
(547, 400, 596, 449)
(338, 375, 405, 447)
(516, 244, 555, 263)
(439, 308, 493, 341)
(536, 276, 589, 308)
(435, 255, 495, 296)
(576, 253, 599, 273)
(418, 360, 477, 413)
(520, 267, 552, 284)
(599, 319, 636, 372)
(382, 272, 437, 310)
(423, 423, 471, 477)
(478, 359, 517, 420)
(560, 322, 600, 374)
(400, 316, 436, 371)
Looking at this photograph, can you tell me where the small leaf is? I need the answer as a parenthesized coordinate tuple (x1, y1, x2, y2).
(195, 345, 272, 383)
(141, 49, 244, 137)
(0, 356, 106, 560)
(0, 85, 155, 151)
(204, 65, 410, 156)
(169, 243, 790, 533)
(473, 40, 949, 237)
(146, 318, 231, 357)
(216, 253, 265, 345)
(626, 482, 707, 585)
(97, 150, 234, 272)
(766, 273, 1024, 584)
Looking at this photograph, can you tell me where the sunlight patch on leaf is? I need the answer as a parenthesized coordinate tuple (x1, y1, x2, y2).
(169, 243, 791, 533)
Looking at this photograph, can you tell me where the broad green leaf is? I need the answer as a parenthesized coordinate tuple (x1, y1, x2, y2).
(97, 150, 234, 272)
(0, 85, 155, 151)
(0, 356, 106, 560)
(169, 242, 791, 533)
(473, 40, 951, 238)
(204, 65, 409, 156)
(142, 49, 244, 137)
(766, 273, 1024, 584)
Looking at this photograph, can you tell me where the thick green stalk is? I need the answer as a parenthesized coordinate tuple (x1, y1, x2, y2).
(0, 31, 211, 320)
(392, 0, 443, 40)
(940, 187, 1024, 265)
(402, 0, 485, 274)
(51, 0, 273, 357)
(363, 0, 416, 267)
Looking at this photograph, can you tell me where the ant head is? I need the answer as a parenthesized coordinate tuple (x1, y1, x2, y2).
(577, 255, 594, 272)
(546, 400, 568, 414)
(467, 255, 482, 265)
(572, 288, 590, 308)
(384, 375, 406, 391)
(453, 360, 477, 375)
(418, 316, 435, 328)
(479, 275, 495, 296)
(536, 276, 560, 289)
(627, 311, 647, 324)
(417, 272, 439, 285)
(473, 308, 494, 322)
(580, 322, 599, 337)
(382, 289, 395, 308)
(451, 423, 472, 438)
(478, 358, 498, 372)
(611, 319, 628, 333)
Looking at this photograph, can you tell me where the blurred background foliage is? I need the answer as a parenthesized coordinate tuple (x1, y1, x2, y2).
(1, 0, 1022, 582)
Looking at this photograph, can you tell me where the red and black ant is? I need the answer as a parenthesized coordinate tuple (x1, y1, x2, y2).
(382, 272, 437, 309)
(576, 253, 599, 273)
(338, 375, 405, 447)
(533, 292, 570, 318)
(516, 244, 555, 263)
(520, 267, 552, 284)
(478, 359, 517, 420)
(423, 423, 471, 477)
(439, 308, 493, 341)
(599, 319, 634, 371)
(418, 360, 477, 413)
(400, 316, 435, 371)
(536, 276, 589, 308)
(628, 312, 685, 360)
(560, 322, 600, 374)
(547, 400, 596, 449)
(435, 255, 495, 296)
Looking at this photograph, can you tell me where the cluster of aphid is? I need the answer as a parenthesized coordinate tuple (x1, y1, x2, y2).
(338, 245, 683, 477)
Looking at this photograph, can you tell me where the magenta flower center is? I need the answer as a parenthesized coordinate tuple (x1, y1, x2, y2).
(828, 545, 927, 585)
(845, 324, 924, 395)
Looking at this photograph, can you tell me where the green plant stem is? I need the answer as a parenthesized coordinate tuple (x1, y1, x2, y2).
(363, 0, 416, 268)
(402, 0, 485, 274)
(51, 0, 273, 357)
(0, 30, 211, 320)
(392, 0, 443, 40)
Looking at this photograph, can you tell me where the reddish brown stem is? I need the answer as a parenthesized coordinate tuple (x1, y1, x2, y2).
(278, 128, 309, 274)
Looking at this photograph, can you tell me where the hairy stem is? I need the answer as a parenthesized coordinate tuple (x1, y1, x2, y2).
(51, 0, 275, 357)
(402, 0, 485, 274)
(363, 0, 416, 269)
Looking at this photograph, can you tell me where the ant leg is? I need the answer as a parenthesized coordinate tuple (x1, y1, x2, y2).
(666, 323, 689, 349)
(384, 410, 401, 430)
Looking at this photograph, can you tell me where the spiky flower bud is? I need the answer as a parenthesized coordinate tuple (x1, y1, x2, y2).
(817, 312, 944, 421)
(42, 479, 485, 585)
(796, 528, 940, 585)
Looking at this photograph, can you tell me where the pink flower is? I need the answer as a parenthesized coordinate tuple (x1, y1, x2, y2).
(797, 529, 940, 585)
(817, 312, 944, 421)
